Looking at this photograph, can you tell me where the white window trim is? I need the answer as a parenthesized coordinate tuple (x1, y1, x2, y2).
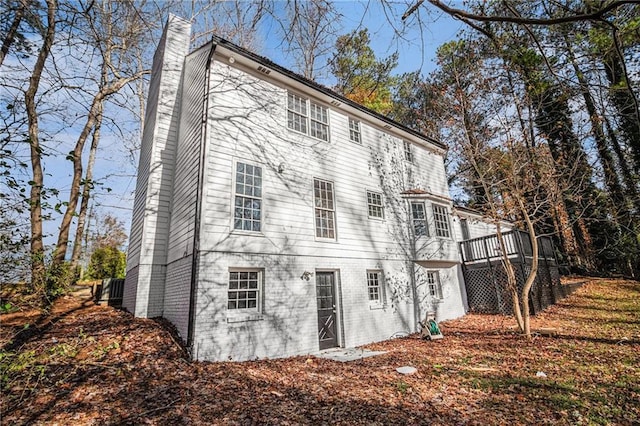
(349, 118, 361, 144)
(287, 91, 330, 142)
(226, 268, 265, 319)
(432, 204, 452, 239)
(366, 269, 386, 308)
(404, 141, 414, 163)
(411, 201, 429, 238)
(313, 177, 338, 241)
(230, 159, 264, 235)
(366, 190, 384, 220)
(427, 270, 444, 302)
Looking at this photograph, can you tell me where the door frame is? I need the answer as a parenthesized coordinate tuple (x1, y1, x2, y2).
(315, 269, 343, 349)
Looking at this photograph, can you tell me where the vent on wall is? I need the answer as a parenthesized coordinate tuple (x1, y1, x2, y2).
(384, 124, 392, 129)
(257, 65, 271, 75)
(330, 100, 341, 107)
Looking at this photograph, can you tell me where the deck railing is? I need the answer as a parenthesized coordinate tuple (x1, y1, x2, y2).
(459, 230, 563, 315)
(459, 230, 557, 264)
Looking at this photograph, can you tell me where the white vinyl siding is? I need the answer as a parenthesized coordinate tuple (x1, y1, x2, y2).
(366, 191, 384, 219)
(432, 204, 451, 238)
(313, 178, 336, 239)
(288, 91, 328, 141)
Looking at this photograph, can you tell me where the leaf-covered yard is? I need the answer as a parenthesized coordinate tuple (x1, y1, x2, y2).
(1, 278, 638, 425)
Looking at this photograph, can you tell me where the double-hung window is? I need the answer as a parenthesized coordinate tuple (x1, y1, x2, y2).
(228, 269, 262, 311)
(287, 92, 307, 134)
(432, 204, 451, 238)
(309, 103, 329, 141)
(313, 178, 336, 239)
(411, 202, 428, 237)
(404, 141, 413, 163)
(288, 91, 329, 141)
(234, 162, 262, 232)
(427, 271, 443, 301)
(349, 118, 361, 144)
(367, 270, 384, 303)
(367, 191, 384, 219)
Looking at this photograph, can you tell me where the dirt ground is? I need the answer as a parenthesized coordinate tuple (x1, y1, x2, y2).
(1, 278, 638, 425)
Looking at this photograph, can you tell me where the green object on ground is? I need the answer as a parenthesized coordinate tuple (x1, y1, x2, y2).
(429, 320, 441, 336)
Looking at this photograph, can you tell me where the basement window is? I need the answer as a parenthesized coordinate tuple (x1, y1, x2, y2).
(228, 269, 263, 312)
(427, 271, 443, 301)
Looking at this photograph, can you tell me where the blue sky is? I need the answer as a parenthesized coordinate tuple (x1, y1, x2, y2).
(261, 1, 464, 80)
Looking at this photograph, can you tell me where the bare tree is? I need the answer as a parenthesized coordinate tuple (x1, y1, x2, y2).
(24, 0, 56, 301)
(0, 0, 27, 67)
(277, 0, 342, 80)
(404, 0, 638, 25)
(173, 0, 271, 49)
(50, 1, 156, 278)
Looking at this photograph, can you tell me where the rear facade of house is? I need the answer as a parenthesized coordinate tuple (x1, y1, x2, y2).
(123, 16, 470, 361)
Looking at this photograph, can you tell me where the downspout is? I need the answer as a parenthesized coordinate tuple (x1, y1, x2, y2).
(187, 42, 217, 357)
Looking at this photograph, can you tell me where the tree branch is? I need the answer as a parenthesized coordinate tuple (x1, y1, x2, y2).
(414, 0, 637, 25)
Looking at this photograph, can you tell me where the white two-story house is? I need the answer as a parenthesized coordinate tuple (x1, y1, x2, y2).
(123, 15, 471, 361)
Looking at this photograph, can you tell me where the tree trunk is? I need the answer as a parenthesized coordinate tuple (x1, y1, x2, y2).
(519, 198, 538, 339)
(601, 29, 640, 172)
(603, 114, 640, 203)
(70, 109, 102, 268)
(0, 0, 27, 67)
(563, 32, 631, 217)
(496, 225, 524, 331)
(25, 0, 56, 301)
(51, 97, 103, 269)
(52, 74, 141, 272)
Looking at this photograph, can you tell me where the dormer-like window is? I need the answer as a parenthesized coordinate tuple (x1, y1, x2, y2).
(288, 91, 329, 141)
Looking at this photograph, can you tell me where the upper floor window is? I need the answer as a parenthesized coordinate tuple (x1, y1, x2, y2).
(411, 202, 428, 237)
(427, 271, 443, 300)
(288, 91, 329, 141)
(367, 270, 384, 303)
(404, 141, 413, 163)
(367, 191, 384, 219)
(349, 118, 361, 144)
(234, 162, 262, 232)
(313, 178, 336, 239)
(432, 205, 451, 238)
(228, 269, 262, 311)
(310, 103, 329, 141)
(287, 92, 307, 134)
